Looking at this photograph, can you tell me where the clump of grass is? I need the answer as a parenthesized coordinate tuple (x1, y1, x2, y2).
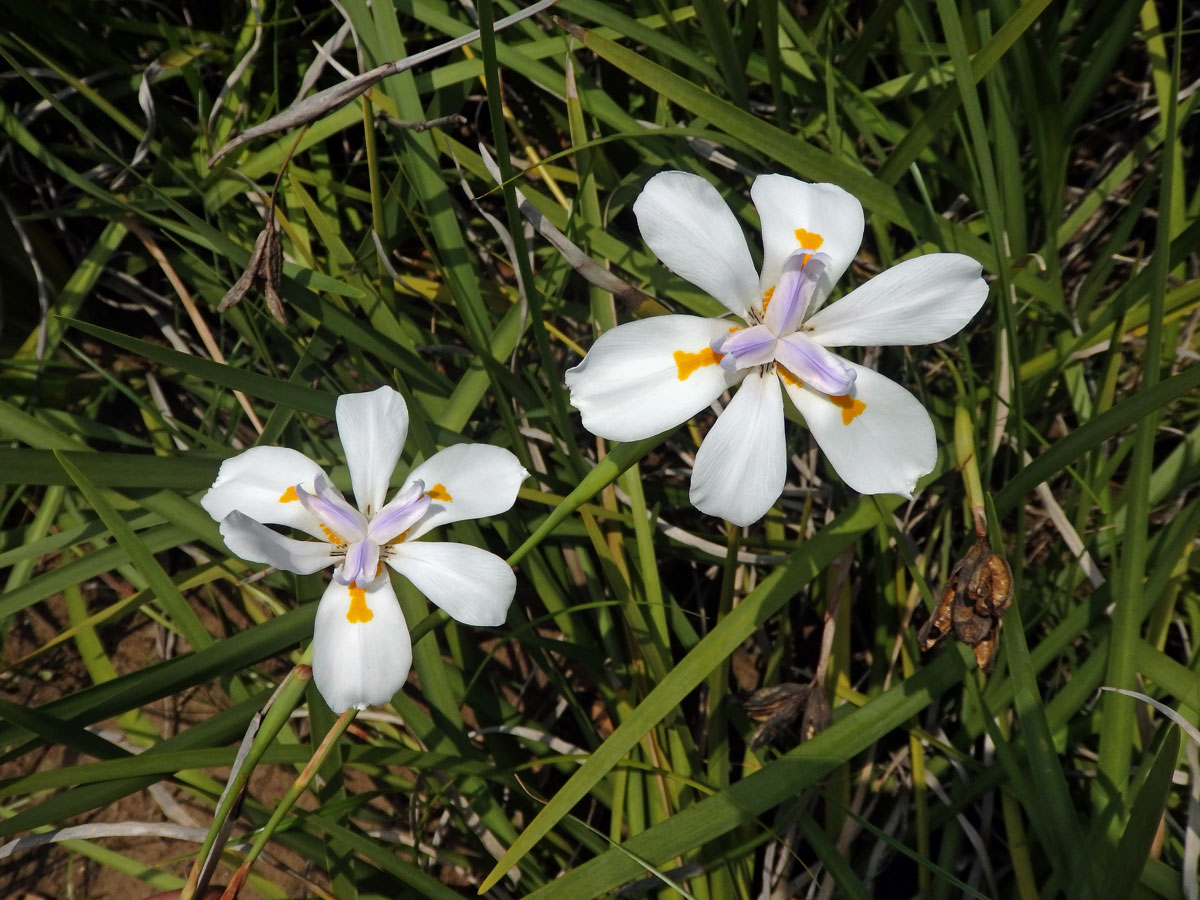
(0, 2, 1195, 898)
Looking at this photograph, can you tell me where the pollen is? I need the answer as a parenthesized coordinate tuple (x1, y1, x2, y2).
(426, 483, 453, 502)
(278, 485, 299, 503)
(346, 585, 374, 624)
(777, 365, 804, 388)
(674, 347, 724, 380)
(829, 393, 867, 425)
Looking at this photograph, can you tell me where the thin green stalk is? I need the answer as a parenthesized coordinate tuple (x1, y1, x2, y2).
(619, 466, 670, 647)
(219, 707, 358, 898)
(705, 524, 740, 792)
(1095, 1, 1178, 826)
(4, 484, 65, 596)
(181, 665, 312, 900)
(699, 524, 743, 900)
(999, 789, 1038, 900)
(476, 0, 576, 448)
(361, 93, 396, 316)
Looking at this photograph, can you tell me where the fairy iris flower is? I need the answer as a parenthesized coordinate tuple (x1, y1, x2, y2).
(564, 171, 989, 526)
(202, 386, 528, 713)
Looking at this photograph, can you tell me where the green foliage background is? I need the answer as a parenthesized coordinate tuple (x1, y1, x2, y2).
(0, 0, 1196, 897)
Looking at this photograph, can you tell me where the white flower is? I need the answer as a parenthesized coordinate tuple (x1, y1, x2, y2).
(201, 386, 528, 713)
(565, 171, 989, 526)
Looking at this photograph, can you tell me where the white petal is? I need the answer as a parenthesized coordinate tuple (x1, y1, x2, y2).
(690, 370, 786, 526)
(201, 446, 330, 539)
(633, 171, 760, 316)
(565, 315, 742, 442)
(336, 386, 409, 516)
(387, 542, 515, 627)
(804, 253, 989, 347)
(312, 574, 411, 713)
(751, 175, 863, 310)
(402, 444, 528, 541)
(218, 510, 335, 574)
(783, 360, 935, 498)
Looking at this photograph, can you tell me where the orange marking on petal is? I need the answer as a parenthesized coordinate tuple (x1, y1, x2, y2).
(346, 585, 374, 624)
(829, 393, 867, 425)
(319, 524, 345, 545)
(777, 365, 804, 388)
(761, 284, 775, 312)
(426, 483, 452, 503)
(674, 347, 724, 380)
(278, 485, 299, 503)
(794, 228, 824, 250)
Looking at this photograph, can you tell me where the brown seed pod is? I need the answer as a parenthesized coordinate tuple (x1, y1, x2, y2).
(917, 536, 1014, 672)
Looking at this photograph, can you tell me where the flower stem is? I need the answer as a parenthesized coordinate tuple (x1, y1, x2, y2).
(954, 404, 986, 538)
(218, 708, 358, 900)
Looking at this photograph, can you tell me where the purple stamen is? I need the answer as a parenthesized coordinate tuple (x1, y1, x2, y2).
(338, 538, 381, 588)
(773, 332, 856, 395)
(711, 324, 777, 371)
(763, 251, 831, 337)
(295, 476, 368, 544)
(367, 480, 432, 545)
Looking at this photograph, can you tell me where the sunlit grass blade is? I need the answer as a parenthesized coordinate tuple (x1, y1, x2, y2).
(480, 497, 898, 891)
(54, 450, 212, 650)
(522, 649, 970, 900)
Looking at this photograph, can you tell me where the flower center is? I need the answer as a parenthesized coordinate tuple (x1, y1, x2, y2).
(705, 250, 855, 397)
(282, 476, 433, 591)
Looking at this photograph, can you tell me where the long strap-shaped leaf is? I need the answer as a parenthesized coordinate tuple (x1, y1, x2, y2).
(480, 365, 1200, 891)
(0, 606, 315, 753)
(559, 19, 1057, 306)
(64, 319, 336, 417)
(995, 364, 1200, 515)
(479, 495, 895, 891)
(206, 0, 561, 164)
(0, 691, 271, 839)
(524, 650, 969, 900)
(506, 434, 667, 567)
(55, 450, 212, 651)
(0, 449, 221, 489)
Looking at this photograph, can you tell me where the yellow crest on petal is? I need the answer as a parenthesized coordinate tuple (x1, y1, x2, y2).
(426, 483, 453, 503)
(777, 364, 803, 388)
(674, 347, 724, 380)
(794, 229, 825, 267)
(794, 228, 824, 250)
(829, 393, 866, 425)
(346, 585, 374, 624)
